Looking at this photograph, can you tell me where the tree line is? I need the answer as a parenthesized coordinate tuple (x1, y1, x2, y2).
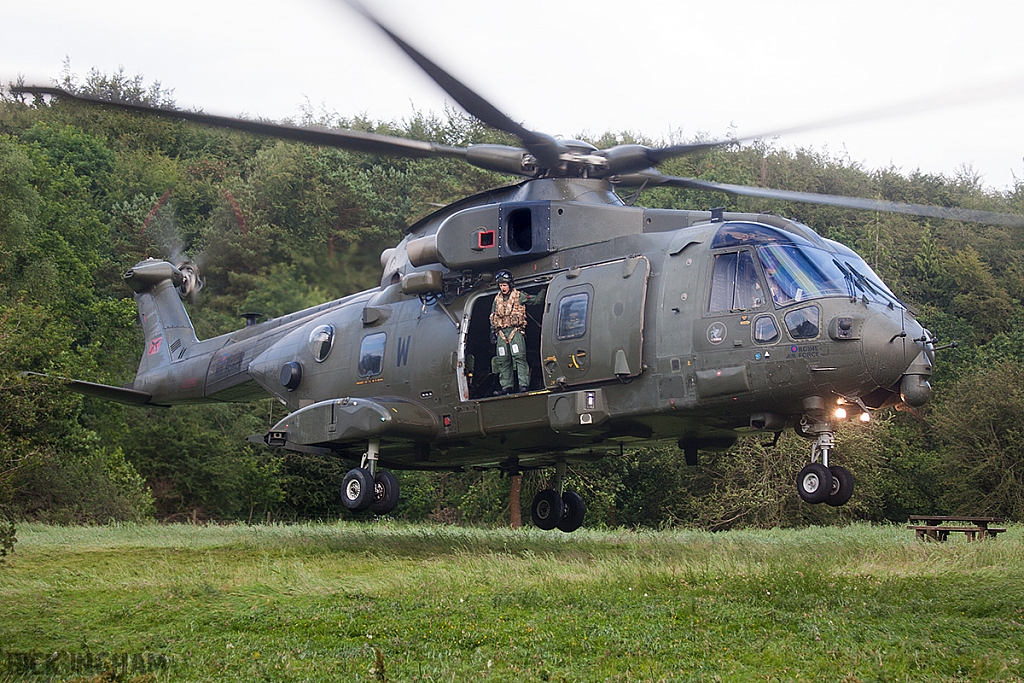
(2, 70, 1024, 532)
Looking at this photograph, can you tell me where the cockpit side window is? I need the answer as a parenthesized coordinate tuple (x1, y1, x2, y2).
(785, 306, 820, 340)
(709, 251, 766, 313)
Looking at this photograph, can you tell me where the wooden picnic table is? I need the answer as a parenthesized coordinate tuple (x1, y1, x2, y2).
(907, 515, 1006, 541)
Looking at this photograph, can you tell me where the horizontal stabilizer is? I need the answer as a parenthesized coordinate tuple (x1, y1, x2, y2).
(21, 372, 156, 406)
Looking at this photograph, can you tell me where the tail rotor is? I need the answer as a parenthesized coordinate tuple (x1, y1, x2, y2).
(174, 259, 204, 305)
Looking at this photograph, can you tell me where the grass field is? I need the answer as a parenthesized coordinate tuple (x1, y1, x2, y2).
(1, 522, 1022, 682)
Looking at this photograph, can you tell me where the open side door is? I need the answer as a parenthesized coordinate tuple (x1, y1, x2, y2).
(541, 256, 650, 388)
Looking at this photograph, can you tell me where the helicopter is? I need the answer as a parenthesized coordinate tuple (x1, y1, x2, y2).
(15, 3, 1024, 532)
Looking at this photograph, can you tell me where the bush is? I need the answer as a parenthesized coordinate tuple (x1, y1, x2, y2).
(0, 508, 14, 561)
(931, 360, 1024, 520)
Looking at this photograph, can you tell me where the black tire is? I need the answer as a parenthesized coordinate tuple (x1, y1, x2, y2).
(796, 463, 832, 504)
(825, 465, 854, 507)
(557, 491, 586, 533)
(370, 470, 400, 514)
(341, 468, 374, 511)
(531, 489, 564, 530)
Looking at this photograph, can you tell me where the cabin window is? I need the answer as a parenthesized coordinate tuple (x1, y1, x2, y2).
(753, 315, 780, 344)
(309, 324, 335, 362)
(708, 251, 765, 313)
(556, 292, 590, 340)
(785, 306, 820, 340)
(358, 332, 386, 377)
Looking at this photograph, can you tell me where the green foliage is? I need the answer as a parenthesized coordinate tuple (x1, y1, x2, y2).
(276, 452, 348, 520)
(119, 404, 283, 521)
(0, 126, 150, 524)
(0, 507, 13, 561)
(566, 423, 899, 530)
(931, 361, 1024, 519)
(237, 263, 331, 319)
(381, 470, 518, 526)
(59, 62, 177, 108)
(871, 413, 944, 520)
(21, 121, 116, 194)
(1, 302, 151, 524)
(0, 135, 40, 265)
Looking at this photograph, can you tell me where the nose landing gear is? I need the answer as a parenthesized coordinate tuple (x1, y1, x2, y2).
(796, 407, 854, 507)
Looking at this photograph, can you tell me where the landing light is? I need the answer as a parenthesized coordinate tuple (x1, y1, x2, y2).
(859, 412, 871, 423)
(834, 407, 847, 420)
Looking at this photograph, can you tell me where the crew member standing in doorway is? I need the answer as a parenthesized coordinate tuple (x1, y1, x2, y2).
(490, 270, 544, 395)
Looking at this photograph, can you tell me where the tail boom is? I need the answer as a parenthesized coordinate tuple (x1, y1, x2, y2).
(124, 259, 264, 405)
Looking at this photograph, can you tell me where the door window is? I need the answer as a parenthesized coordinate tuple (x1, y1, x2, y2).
(556, 292, 590, 340)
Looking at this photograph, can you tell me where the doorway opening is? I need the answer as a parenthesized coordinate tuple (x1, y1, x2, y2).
(462, 284, 547, 400)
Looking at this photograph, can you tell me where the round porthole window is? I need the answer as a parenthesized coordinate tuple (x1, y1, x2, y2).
(309, 324, 335, 362)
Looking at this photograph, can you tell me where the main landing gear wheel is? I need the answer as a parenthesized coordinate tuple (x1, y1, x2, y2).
(824, 465, 854, 507)
(341, 468, 374, 511)
(531, 489, 564, 530)
(370, 470, 400, 514)
(557, 491, 586, 533)
(796, 463, 833, 505)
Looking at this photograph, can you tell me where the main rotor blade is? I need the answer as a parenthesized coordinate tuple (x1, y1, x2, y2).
(603, 75, 1024, 176)
(736, 74, 1024, 149)
(342, 0, 567, 170)
(622, 170, 1024, 228)
(13, 86, 468, 160)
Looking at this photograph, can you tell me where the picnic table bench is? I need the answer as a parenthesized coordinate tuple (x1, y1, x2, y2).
(907, 515, 1006, 541)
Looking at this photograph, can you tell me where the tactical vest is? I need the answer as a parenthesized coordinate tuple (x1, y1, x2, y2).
(490, 289, 527, 333)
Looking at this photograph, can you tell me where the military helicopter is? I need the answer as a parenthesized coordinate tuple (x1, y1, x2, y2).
(16, 3, 1024, 531)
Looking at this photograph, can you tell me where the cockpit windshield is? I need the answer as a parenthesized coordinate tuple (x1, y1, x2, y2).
(830, 242, 903, 306)
(757, 245, 846, 306)
(711, 222, 906, 309)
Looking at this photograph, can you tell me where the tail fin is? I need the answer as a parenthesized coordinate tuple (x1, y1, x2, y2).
(123, 259, 200, 376)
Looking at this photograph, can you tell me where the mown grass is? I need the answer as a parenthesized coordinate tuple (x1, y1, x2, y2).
(1, 522, 1022, 682)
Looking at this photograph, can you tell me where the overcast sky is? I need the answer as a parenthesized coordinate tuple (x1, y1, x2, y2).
(4, 0, 1024, 192)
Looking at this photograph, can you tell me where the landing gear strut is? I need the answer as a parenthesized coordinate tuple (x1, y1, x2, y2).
(530, 460, 586, 532)
(341, 439, 400, 515)
(796, 403, 854, 506)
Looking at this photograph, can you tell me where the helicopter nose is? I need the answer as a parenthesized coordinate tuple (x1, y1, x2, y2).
(861, 311, 914, 388)
(860, 310, 932, 406)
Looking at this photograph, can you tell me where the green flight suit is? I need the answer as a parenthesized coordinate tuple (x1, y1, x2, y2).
(490, 289, 545, 392)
